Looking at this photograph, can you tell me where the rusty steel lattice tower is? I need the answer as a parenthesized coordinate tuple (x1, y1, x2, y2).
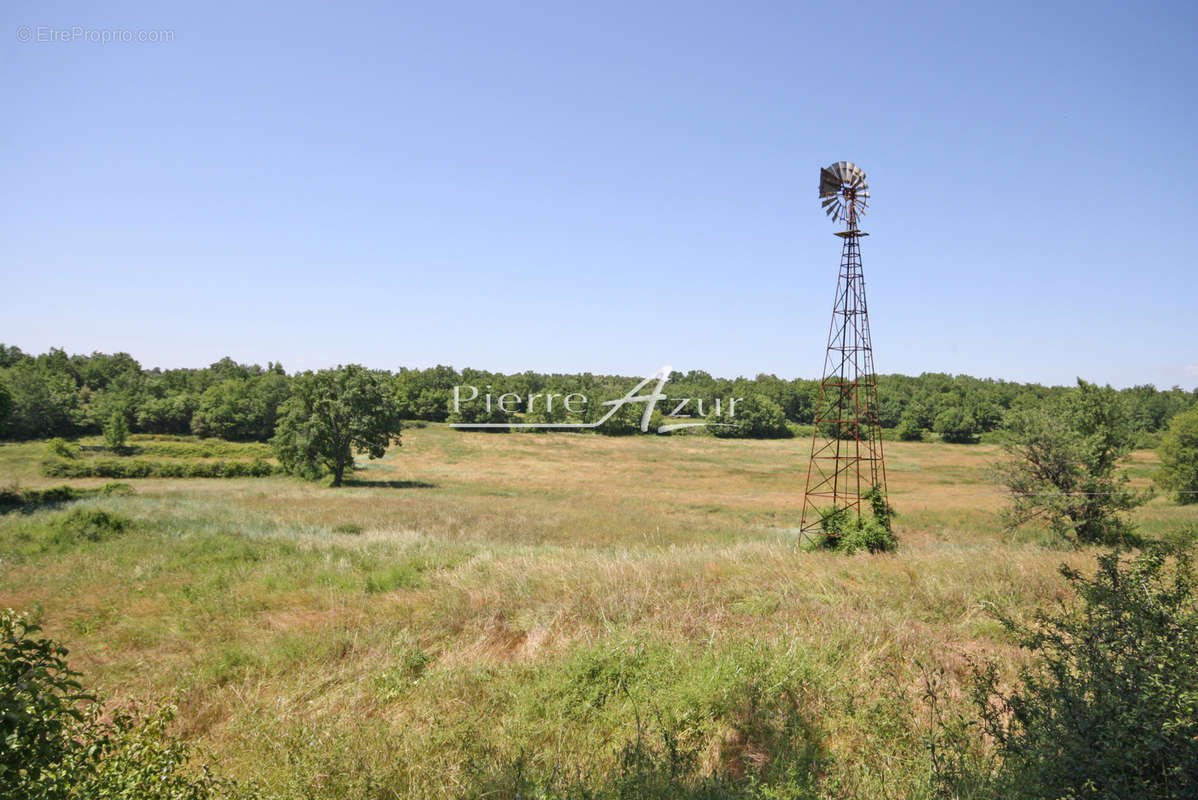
(800, 161, 888, 536)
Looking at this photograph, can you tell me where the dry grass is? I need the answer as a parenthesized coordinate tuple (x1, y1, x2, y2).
(1, 425, 1195, 797)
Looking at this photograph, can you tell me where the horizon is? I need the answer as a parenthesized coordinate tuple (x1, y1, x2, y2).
(3, 340, 1194, 392)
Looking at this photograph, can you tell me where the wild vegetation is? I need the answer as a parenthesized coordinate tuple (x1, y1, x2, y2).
(3, 345, 1197, 796)
(2, 608, 250, 800)
(2, 420, 1197, 798)
(997, 379, 1151, 545)
(928, 544, 1198, 799)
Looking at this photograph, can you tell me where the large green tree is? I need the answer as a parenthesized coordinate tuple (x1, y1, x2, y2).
(1156, 404, 1198, 504)
(996, 379, 1149, 545)
(271, 365, 402, 486)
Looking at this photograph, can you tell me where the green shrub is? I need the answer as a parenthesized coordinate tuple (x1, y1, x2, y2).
(49, 508, 130, 545)
(40, 458, 278, 479)
(0, 484, 75, 511)
(132, 440, 273, 459)
(0, 508, 132, 557)
(75, 702, 249, 799)
(45, 438, 79, 459)
(815, 486, 897, 554)
(0, 608, 251, 799)
(1, 608, 91, 797)
(0, 483, 134, 512)
(819, 510, 897, 555)
(836, 517, 898, 555)
(933, 544, 1198, 800)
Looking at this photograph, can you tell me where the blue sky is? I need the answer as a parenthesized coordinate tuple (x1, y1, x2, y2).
(3, 1, 1196, 388)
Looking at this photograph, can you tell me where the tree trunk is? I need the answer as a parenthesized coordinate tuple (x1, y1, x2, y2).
(332, 447, 346, 487)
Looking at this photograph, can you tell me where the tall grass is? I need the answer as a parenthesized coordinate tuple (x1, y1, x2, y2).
(1, 425, 1195, 797)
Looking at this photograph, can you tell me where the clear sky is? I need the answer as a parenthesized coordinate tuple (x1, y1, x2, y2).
(3, 1, 1196, 388)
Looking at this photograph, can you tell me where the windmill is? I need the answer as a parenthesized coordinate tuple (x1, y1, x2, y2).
(800, 161, 889, 538)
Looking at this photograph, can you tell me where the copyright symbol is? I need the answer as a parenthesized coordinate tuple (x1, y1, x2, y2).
(16, 26, 32, 42)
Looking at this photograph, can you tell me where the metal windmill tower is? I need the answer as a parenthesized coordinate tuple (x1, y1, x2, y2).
(800, 161, 889, 537)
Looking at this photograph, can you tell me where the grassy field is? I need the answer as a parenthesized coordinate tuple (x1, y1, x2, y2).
(2, 427, 1195, 798)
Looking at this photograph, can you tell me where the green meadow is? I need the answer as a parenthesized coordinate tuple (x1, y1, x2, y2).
(2, 427, 1195, 798)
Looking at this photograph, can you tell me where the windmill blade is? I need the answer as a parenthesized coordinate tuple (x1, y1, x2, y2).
(838, 161, 865, 186)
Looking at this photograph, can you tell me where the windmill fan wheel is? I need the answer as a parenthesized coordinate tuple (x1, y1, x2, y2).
(818, 161, 869, 224)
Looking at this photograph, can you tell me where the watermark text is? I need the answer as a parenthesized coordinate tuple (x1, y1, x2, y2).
(449, 366, 744, 433)
(16, 25, 175, 44)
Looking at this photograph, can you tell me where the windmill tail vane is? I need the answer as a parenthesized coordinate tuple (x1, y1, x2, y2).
(800, 161, 889, 539)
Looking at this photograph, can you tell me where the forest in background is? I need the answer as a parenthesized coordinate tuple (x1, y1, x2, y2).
(1, 344, 1194, 442)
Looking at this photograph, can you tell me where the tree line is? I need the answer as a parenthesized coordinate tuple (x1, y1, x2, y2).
(0, 344, 1195, 442)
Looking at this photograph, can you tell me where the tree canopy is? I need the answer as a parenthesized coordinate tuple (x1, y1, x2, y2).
(1, 344, 1195, 444)
(996, 379, 1150, 545)
(271, 365, 402, 486)
(1156, 404, 1198, 504)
